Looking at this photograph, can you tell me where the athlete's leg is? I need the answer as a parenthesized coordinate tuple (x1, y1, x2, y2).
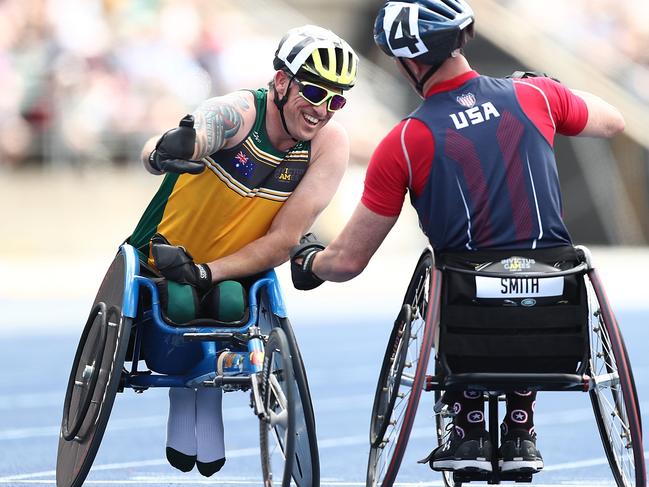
(500, 391, 543, 472)
(428, 390, 492, 472)
(166, 387, 197, 472)
(195, 387, 226, 477)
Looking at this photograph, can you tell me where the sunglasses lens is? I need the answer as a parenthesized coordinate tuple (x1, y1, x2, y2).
(329, 94, 347, 111)
(301, 84, 328, 104)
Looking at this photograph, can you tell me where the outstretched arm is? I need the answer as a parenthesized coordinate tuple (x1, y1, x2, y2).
(310, 202, 398, 282)
(571, 89, 625, 138)
(140, 92, 254, 174)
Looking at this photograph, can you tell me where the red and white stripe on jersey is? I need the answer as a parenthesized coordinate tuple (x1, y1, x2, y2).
(361, 71, 588, 218)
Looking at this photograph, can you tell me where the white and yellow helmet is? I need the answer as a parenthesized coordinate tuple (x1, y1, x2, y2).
(273, 25, 359, 90)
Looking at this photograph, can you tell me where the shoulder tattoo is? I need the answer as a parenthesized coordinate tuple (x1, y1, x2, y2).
(194, 95, 250, 158)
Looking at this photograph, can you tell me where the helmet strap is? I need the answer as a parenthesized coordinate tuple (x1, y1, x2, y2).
(272, 74, 299, 142)
(398, 58, 444, 97)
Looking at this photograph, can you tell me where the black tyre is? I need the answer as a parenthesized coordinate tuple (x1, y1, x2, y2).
(259, 328, 296, 487)
(588, 273, 646, 487)
(366, 249, 438, 487)
(369, 305, 412, 448)
(278, 318, 319, 487)
(56, 252, 133, 487)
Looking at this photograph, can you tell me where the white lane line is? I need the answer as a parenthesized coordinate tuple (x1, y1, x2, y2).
(0, 481, 441, 486)
(0, 394, 375, 441)
(5, 359, 648, 412)
(0, 392, 63, 411)
(4, 427, 644, 483)
(0, 480, 614, 486)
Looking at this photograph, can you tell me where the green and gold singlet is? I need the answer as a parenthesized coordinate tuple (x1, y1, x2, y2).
(128, 89, 311, 264)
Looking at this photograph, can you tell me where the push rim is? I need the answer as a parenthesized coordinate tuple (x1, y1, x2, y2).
(259, 328, 296, 486)
(587, 280, 643, 487)
(366, 251, 437, 487)
(62, 302, 108, 441)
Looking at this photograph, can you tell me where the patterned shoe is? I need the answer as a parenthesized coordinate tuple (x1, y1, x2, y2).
(499, 428, 544, 473)
(423, 426, 493, 473)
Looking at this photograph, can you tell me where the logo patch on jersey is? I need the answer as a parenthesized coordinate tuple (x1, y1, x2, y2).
(234, 151, 255, 178)
(449, 101, 501, 130)
(501, 257, 535, 272)
(456, 92, 476, 108)
(274, 165, 306, 184)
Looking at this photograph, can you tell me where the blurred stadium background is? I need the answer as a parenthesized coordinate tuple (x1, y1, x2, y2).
(1, 1, 649, 485)
(1, 0, 649, 325)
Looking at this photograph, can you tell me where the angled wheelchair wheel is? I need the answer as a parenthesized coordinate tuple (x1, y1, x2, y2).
(259, 327, 297, 487)
(366, 249, 438, 487)
(369, 305, 412, 447)
(56, 252, 133, 487)
(587, 275, 645, 487)
(278, 318, 319, 487)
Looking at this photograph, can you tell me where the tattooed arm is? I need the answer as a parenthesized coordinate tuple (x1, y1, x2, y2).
(141, 91, 254, 173)
(192, 92, 253, 159)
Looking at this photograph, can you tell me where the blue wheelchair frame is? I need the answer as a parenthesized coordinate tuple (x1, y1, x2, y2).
(117, 243, 287, 389)
(56, 242, 319, 487)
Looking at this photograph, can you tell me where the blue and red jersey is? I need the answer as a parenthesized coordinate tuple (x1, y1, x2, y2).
(361, 71, 588, 251)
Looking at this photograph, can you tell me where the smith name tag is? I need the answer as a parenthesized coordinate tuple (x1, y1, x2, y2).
(475, 276, 564, 298)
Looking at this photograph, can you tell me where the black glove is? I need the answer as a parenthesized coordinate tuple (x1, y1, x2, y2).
(507, 70, 560, 83)
(290, 233, 325, 290)
(148, 114, 205, 174)
(150, 233, 212, 292)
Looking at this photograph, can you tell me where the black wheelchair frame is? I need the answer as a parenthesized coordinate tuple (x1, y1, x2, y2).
(366, 245, 645, 487)
(56, 244, 318, 487)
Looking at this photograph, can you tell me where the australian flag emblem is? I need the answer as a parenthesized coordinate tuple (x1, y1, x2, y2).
(234, 150, 254, 178)
(456, 92, 476, 108)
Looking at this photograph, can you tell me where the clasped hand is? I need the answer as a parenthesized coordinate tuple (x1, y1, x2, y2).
(289, 233, 326, 290)
(150, 234, 212, 292)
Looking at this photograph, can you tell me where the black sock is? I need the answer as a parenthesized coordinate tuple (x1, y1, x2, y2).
(166, 447, 196, 472)
(503, 390, 536, 436)
(445, 390, 486, 438)
(196, 458, 226, 477)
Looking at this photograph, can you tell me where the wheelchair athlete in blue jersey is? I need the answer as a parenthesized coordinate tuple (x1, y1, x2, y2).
(290, 1, 644, 486)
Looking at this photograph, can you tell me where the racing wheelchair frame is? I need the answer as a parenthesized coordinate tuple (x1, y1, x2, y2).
(366, 245, 645, 487)
(56, 244, 318, 487)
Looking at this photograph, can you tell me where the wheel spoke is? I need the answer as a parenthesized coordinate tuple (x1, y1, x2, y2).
(367, 251, 435, 487)
(587, 278, 641, 487)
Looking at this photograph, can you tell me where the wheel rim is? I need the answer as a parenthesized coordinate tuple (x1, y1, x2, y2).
(370, 306, 412, 447)
(588, 290, 638, 487)
(279, 318, 317, 487)
(260, 329, 296, 487)
(62, 302, 108, 441)
(367, 252, 436, 487)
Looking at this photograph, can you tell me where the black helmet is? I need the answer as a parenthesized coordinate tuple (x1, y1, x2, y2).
(374, 0, 475, 67)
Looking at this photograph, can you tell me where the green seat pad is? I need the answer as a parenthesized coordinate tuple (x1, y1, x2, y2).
(202, 280, 247, 322)
(165, 280, 199, 323)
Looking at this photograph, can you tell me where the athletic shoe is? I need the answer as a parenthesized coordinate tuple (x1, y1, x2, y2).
(423, 427, 493, 472)
(499, 428, 544, 473)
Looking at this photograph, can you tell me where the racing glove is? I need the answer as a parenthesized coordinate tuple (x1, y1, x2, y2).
(148, 114, 205, 174)
(290, 233, 325, 291)
(150, 233, 212, 292)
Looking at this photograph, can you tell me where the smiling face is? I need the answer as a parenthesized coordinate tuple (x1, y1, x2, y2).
(274, 70, 340, 141)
